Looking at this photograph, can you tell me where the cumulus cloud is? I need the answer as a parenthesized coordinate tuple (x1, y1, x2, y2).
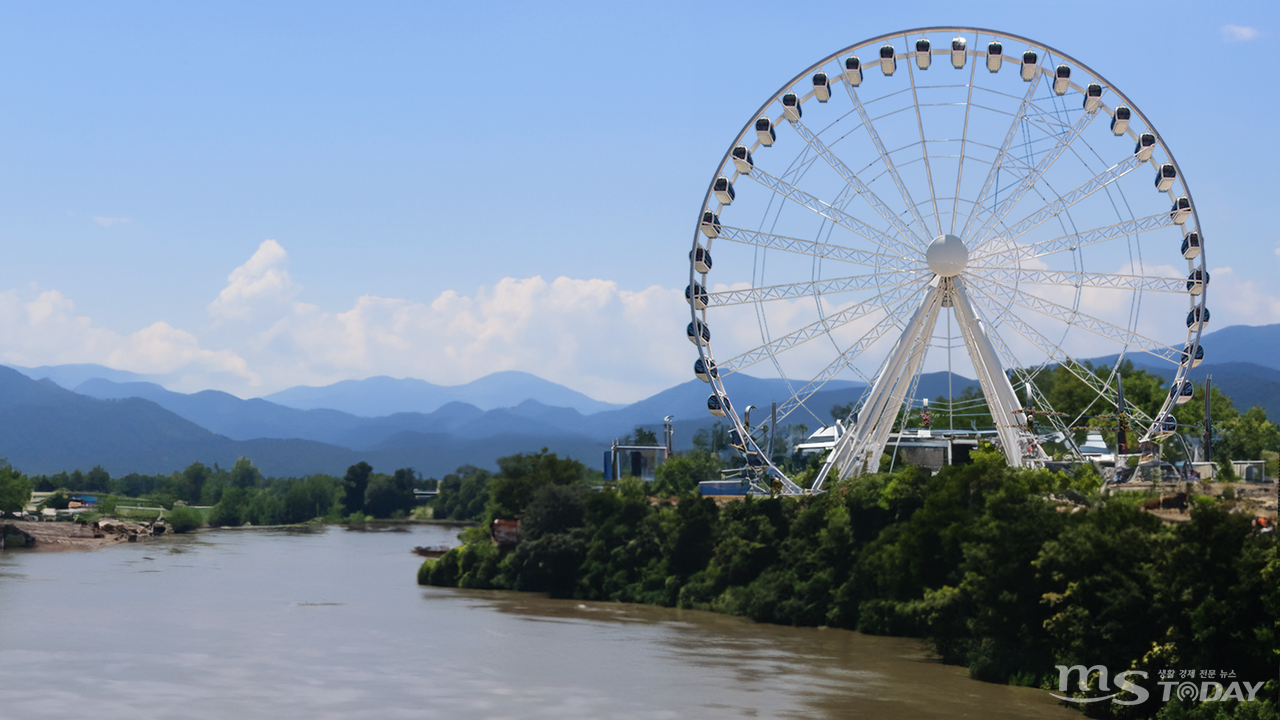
(0, 238, 701, 401)
(1205, 266, 1280, 325)
(1221, 24, 1261, 42)
(225, 275, 691, 402)
(0, 286, 255, 385)
(208, 240, 298, 322)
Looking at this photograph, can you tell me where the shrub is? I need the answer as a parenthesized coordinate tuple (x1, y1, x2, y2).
(166, 505, 203, 534)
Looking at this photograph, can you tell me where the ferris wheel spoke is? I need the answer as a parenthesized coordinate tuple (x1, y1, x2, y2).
(841, 83, 932, 243)
(971, 276, 1183, 364)
(966, 267, 1190, 294)
(772, 292, 921, 424)
(748, 167, 919, 261)
(968, 212, 1175, 265)
(716, 283, 925, 375)
(959, 73, 1044, 240)
(788, 115, 923, 246)
(949, 43, 980, 236)
(716, 225, 924, 271)
(906, 52, 943, 236)
(969, 154, 1144, 256)
(965, 285, 1155, 427)
(704, 271, 925, 308)
(968, 108, 1099, 245)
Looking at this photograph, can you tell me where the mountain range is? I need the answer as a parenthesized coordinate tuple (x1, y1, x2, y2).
(3, 322, 1276, 478)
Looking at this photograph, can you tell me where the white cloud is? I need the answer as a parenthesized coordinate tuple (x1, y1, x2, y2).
(208, 239, 298, 322)
(92, 216, 131, 227)
(224, 275, 692, 403)
(1205, 266, 1280, 325)
(0, 238, 701, 402)
(1221, 24, 1261, 42)
(0, 287, 255, 384)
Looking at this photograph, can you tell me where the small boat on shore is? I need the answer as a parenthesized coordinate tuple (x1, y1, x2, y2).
(412, 545, 451, 558)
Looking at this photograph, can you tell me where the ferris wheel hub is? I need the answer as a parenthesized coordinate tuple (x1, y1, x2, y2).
(926, 234, 969, 278)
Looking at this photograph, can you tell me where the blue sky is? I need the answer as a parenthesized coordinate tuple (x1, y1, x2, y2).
(0, 1, 1274, 402)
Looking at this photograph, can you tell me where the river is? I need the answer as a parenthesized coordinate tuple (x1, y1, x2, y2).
(0, 525, 1078, 719)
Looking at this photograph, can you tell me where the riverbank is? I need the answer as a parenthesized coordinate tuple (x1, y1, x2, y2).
(419, 458, 1278, 717)
(0, 516, 474, 551)
(0, 518, 165, 550)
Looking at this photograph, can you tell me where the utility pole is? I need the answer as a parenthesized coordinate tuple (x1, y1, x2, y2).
(1203, 375, 1213, 464)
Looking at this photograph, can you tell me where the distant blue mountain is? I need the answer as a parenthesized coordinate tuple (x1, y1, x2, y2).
(10, 363, 163, 389)
(262, 371, 623, 416)
(74, 378, 381, 447)
(1195, 323, 1280, 372)
(73, 375, 868, 450)
(67, 370, 984, 455)
(0, 367, 608, 479)
(1086, 323, 1280, 374)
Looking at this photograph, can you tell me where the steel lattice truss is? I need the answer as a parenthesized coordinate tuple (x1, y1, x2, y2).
(687, 27, 1208, 494)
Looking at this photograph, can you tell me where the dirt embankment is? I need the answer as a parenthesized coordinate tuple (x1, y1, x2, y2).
(0, 519, 165, 550)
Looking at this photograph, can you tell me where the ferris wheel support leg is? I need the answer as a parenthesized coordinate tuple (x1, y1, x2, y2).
(824, 284, 944, 483)
(949, 278, 1029, 467)
(863, 299, 941, 474)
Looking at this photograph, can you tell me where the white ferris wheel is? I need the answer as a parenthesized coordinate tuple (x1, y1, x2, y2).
(686, 28, 1209, 494)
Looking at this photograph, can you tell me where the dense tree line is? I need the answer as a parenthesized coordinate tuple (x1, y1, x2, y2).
(420, 447, 1276, 719)
(8, 458, 431, 524)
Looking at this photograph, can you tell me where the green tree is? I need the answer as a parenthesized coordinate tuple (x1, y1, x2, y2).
(364, 468, 416, 519)
(520, 483, 588, 541)
(1217, 406, 1280, 462)
(230, 457, 263, 489)
(509, 531, 586, 598)
(0, 466, 32, 514)
(652, 450, 722, 497)
(434, 465, 491, 521)
(43, 490, 71, 510)
(180, 462, 213, 504)
(708, 422, 729, 454)
(282, 474, 341, 522)
(691, 428, 711, 452)
(84, 465, 111, 493)
(486, 449, 589, 520)
(207, 486, 248, 527)
(632, 426, 659, 446)
(831, 402, 855, 423)
(341, 461, 373, 515)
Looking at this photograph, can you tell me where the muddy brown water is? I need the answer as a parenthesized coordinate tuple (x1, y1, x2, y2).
(0, 525, 1078, 719)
